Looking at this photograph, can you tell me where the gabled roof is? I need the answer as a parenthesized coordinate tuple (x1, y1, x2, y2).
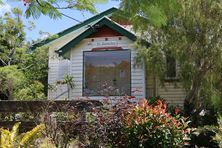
(57, 17, 136, 56)
(31, 7, 118, 49)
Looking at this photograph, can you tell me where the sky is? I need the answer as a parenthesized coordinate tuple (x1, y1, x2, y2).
(0, 0, 121, 41)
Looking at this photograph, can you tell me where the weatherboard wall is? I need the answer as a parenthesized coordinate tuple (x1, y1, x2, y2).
(157, 81, 186, 106)
(69, 36, 146, 100)
(146, 72, 186, 107)
(47, 31, 78, 100)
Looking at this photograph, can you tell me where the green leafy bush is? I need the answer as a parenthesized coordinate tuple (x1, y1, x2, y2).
(123, 99, 189, 147)
(14, 81, 46, 100)
(215, 116, 222, 147)
(0, 66, 26, 100)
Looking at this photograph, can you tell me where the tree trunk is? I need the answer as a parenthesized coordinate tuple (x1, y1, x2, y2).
(184, 78, 201, 116)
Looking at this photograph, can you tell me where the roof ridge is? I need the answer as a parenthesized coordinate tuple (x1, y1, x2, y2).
(31, 7, 118, 49)
(55, 7, 118, 37)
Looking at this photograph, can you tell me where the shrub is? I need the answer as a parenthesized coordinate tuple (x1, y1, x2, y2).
(215, 115, 222, 147)
(86, 97, 129, 147)
(123, 99, 189, 148)
(190, 126, 218, 147)
(147, 96, 183, 115)
(1, 98, 189, 147)
(86, 97, 189, 147)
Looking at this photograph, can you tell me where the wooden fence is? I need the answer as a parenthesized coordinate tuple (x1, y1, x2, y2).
(0, 100, 102, 131)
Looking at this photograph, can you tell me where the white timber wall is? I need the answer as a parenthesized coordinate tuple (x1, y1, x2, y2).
(47, 33, 76, 100)
(69, 36, 146, 100)
(146, 73, 186, 107)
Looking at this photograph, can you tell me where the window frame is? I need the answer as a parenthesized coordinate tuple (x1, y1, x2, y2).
(82, 49, 132, 97)
(164, 55, 180, 82)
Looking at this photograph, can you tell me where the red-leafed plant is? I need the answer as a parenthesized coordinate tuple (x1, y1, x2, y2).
(123, 99, 189, 147)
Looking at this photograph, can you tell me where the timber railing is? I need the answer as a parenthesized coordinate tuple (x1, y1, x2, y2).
(0, 100, 102, 131)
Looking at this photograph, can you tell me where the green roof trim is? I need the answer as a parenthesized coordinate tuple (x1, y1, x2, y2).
(31, 7, 118, 50)
(57, 17, 137, 56)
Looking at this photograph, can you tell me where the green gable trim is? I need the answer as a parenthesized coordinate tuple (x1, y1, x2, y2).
(57, 17, 137, 56)
(31, 7, 118, 50)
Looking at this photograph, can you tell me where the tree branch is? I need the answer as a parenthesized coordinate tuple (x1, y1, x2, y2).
(35, 0, 83, 23)
(0, 58, 8, 66)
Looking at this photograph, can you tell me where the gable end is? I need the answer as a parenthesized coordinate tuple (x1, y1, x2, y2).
(57, 17, 136, 56)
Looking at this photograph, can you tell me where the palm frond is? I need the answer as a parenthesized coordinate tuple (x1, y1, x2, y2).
(19, 124, 45, 147)
(10, 122, 21, 146)
(1, 128, 11, 147)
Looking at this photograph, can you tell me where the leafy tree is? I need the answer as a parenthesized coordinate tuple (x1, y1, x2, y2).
(0, 66, 26, 100)
(0, 8, 48, 100)
(14, 81, 46, 100)
(0, 0, 108, 19)
(120, 0, 179, 28)
(0, 64, 47, 101)
(122, 0, 222, 113)
(0, 8, 25, 66)
(19, 46, 49, 95)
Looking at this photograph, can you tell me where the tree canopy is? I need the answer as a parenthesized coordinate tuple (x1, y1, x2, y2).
(0, 8, 25, 66)
(0, 0, 108, 19)
(0, 8, 48, 100)
(120, 0, 180, 28)
(124, 0, 222, 113)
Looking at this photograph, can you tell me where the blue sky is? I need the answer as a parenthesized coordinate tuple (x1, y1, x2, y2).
(0, 0, 120, 41)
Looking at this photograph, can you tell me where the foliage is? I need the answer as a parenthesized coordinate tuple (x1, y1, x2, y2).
(123, 99, 188, 147)
(85, 97, 129, 147)
(146, 96, 183, 116)
(81, 97, 189, 147)
(0, 7, 48, 100)
(56, 74, 75, 99)
(0, 122, 45, 148)
(35, 103, 89, 147)
(14, 81, 46, 100)
(0, 64, 47, 101)
(130, 0, 222, 114)
(190, 125, 219, 147)
(1, 0, 108, 19)
(20, 46, 48, 83)
(0, 8, 25, 66)
(120, 0, 180, 28)
(0, 66, 26, 100)
(0, 97, 190, 147)
(19, 46, 49, 96)
(215, 115, 222, 147)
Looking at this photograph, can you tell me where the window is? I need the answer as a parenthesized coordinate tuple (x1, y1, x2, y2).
(83, 50, 131, 96)
(166, 55, 177, 78)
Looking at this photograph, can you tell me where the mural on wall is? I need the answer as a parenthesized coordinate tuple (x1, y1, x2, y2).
(84, 50, 131, 96)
